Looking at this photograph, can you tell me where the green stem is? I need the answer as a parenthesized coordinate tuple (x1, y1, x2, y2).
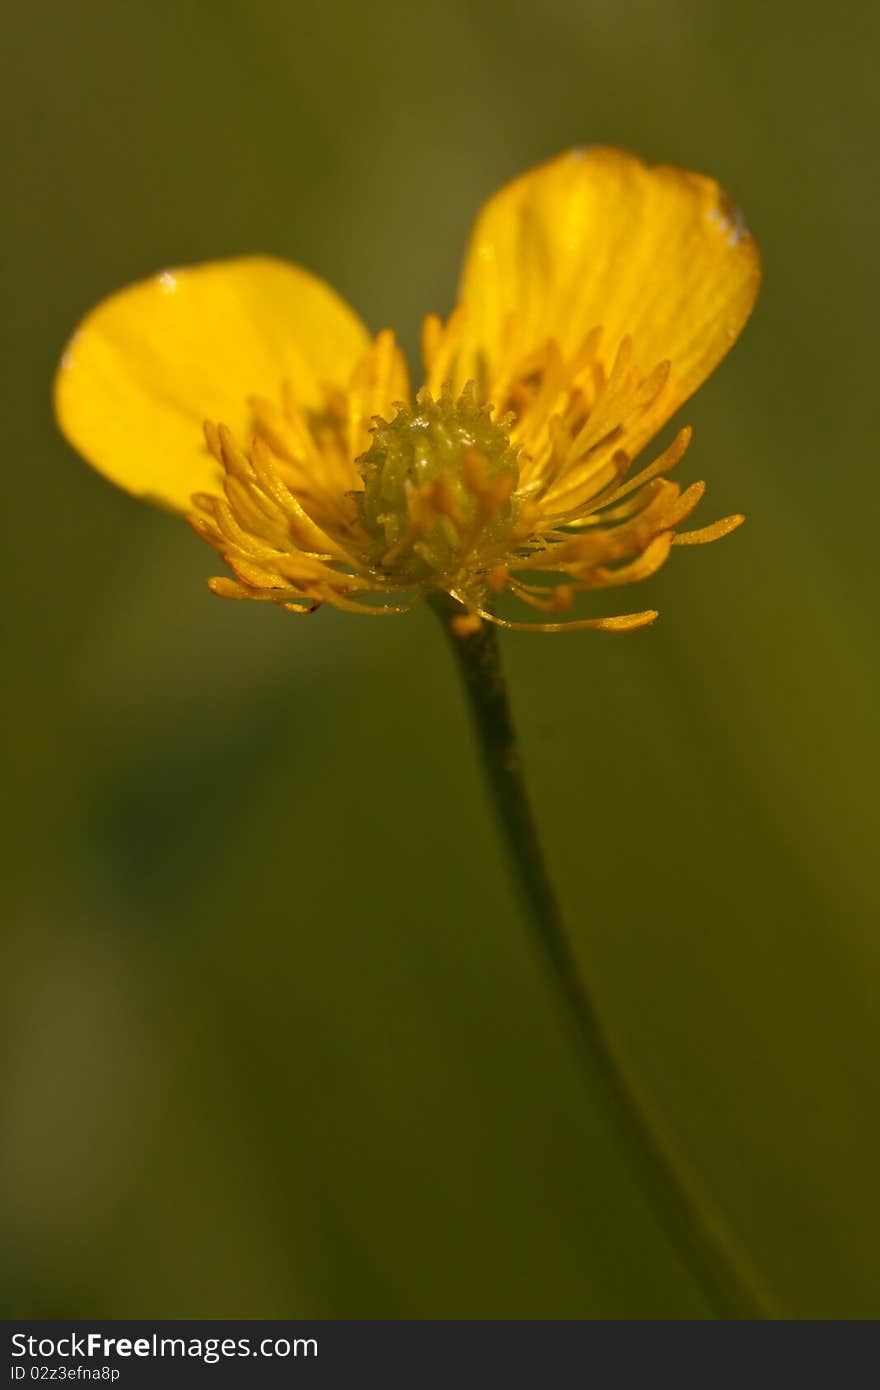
(430, 593, 776, 1320)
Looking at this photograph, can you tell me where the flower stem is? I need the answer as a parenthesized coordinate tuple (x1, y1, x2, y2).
(429, 593, 776, 1320)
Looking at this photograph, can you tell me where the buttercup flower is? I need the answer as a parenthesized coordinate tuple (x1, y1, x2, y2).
(55, 147, 760, 633)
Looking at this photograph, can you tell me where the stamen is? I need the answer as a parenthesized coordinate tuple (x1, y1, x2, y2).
(672, 514, 745, 545)
(609, 426, 693, 504)
(450, 613, 484, 637)
(421, 307, 466, 397)
(452, 593, 659, 634)
(487, 564, 509, 592)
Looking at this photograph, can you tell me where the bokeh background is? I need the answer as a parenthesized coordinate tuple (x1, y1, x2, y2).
(3, 0, 878, 1319)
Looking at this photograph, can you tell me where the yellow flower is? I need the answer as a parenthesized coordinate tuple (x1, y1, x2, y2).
(54, 148, 760, 634)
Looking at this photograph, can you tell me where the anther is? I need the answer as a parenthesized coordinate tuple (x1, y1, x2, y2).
(451, 613, 483, 637)
(488, 564, 509, 593)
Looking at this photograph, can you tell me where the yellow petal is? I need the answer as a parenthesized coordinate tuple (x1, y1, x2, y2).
(454, 147, 761, 457)
(54, 256, 372, 512)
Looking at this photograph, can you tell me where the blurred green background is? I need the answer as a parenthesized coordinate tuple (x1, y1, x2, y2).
(3, 0, 878, 1319)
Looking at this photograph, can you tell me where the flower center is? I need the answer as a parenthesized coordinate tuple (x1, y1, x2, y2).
(355, 385, 520, 584)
